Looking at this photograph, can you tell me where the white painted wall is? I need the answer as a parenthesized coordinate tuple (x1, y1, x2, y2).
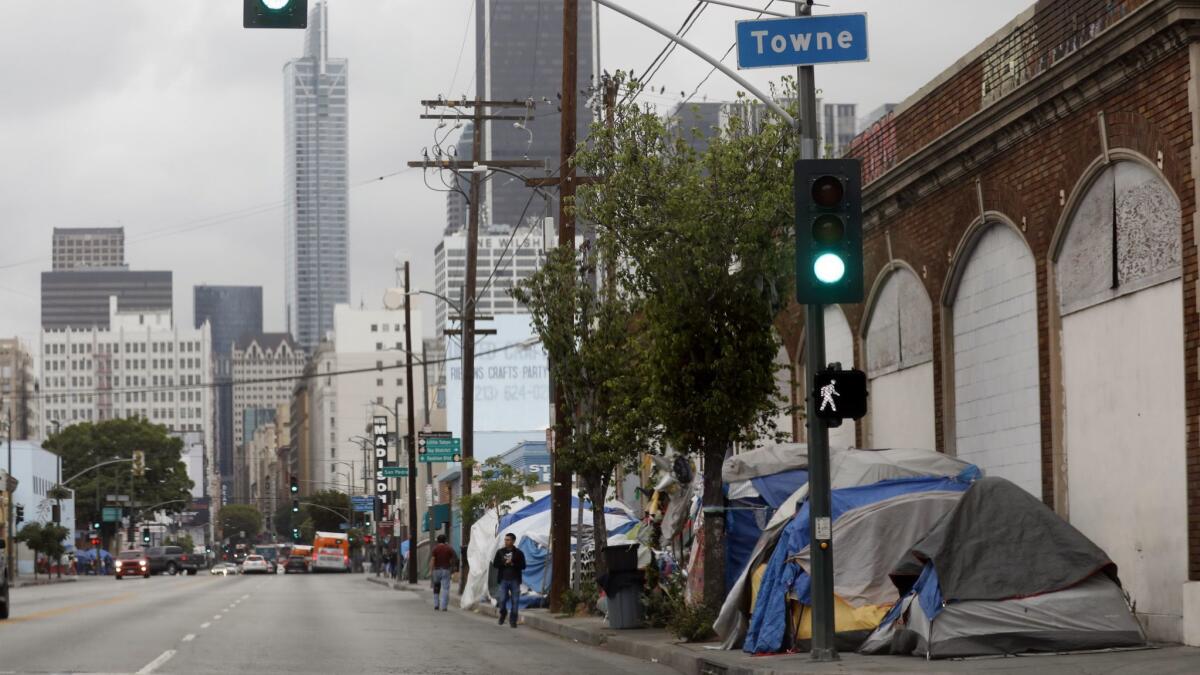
(824, 306, 856, 449)
(1062, 279, 1186, 642)
(868, 362, 936, 450)
(952, 224, 1042, 497)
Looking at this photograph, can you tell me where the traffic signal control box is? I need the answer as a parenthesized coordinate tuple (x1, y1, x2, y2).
(794, 159, 864, 304)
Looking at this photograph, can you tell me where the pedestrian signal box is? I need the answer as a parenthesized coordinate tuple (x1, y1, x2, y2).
(812, 364, 868, 426)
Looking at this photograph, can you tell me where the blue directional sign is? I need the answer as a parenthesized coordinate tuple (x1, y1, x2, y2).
(736, 13, 868, 69)
(351, 495, 376, 513)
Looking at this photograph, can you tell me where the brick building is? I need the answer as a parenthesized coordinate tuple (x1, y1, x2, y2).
(774, 0, 1200, 643)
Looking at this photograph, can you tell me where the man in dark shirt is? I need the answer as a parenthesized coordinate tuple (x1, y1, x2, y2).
(430, 535, 457, 611)
(491, 533, 526, 627)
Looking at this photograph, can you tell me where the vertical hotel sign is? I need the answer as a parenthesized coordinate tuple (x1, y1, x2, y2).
(373, 415, 390, 517)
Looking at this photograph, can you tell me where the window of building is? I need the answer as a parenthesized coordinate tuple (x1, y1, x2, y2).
(376, 378, 384, 387)
(371, 324, 378, 332)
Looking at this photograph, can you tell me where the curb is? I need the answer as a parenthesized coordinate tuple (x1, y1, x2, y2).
(15, 577, 80, 588)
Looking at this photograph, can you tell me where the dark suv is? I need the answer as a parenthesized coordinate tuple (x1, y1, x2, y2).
(145, 546, 201, 575)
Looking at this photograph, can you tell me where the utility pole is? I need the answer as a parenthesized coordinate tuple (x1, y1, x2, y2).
(404, 261, 419, 584)
(409, 98, 541, 592)
(4, 406, 13, 580)
(796, 0, 838, 663)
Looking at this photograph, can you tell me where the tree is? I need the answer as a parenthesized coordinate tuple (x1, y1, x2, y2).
(574, 75, 797, 609)
(273, 500, 295, 537)
(218, 504, 262, 542)
(45, 418, 194, 534)
(458, 457, 537, 526)
(512, 241, 656, 578)
(15, 523, 70, 580)
(164, 533, 195, 554)
(301, 490, 351, 533)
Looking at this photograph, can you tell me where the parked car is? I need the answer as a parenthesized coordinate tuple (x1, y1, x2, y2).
(144, 545, 201, 576)
(283, 555, 309, 574)
(241, 555, 270, 574)
(114, 549, 150, 580)
(210, 562, 238, 576)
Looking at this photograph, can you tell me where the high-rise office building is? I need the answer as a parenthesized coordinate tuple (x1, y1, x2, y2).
(52, 227, 125, 270)
(474, 0, 594, 230)
(0, 338, 38, 440)
(284, 0, 349, 352)
(230, 334, 305, 504)
(822, 102, 858, 157)
(194, 285, 264, 505)
(41, 269, 172, 330)
(444, 124, 473, 235)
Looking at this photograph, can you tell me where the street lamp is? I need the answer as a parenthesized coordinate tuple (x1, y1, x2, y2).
(330, 461, 357, 495)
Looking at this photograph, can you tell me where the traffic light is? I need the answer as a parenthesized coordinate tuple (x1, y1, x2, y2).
(291, 527, 301, 541)
(290, 476, 299, 494)
(363, 535, 373, 545)
(291, 499, 300, 513)
(794, 159, 863, 304)
(141, 527, 151, 544)
(15, 504, 24, 523)
(243, 0, 307, 29)
(812, 363, 869, 427)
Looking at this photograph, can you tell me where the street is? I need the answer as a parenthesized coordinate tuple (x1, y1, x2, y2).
(0, 574, 678, 675)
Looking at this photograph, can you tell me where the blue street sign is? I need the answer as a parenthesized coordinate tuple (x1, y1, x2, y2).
(351, 495, 376, 513)
(736, 13, 868, 69)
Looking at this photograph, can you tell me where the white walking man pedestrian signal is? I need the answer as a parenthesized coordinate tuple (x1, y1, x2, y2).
(813, 366, 868, 424)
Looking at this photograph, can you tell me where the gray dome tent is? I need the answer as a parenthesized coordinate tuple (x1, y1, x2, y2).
(860, 477, 1145, 659)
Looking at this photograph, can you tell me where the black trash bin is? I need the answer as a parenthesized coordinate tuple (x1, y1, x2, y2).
(602, 569, 645, 629)
(602, 543, 639, 572)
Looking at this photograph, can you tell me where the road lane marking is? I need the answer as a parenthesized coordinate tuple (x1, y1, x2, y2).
(213, 614, 222, 620)
(0, 592, 135, 625)
(137, 650, 176, 674)
(241, 593, 250, 599)
(181, 633, 196, 642)
(200, 622, 211, 629)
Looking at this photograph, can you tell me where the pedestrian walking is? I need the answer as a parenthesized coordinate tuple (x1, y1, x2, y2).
(430, 534, 457, 611)
(491, 533, 526, 628)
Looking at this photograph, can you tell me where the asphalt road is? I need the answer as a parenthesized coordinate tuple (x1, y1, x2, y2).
(1, 572, 678, 675)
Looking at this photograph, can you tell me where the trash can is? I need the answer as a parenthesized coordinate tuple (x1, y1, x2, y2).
(602, 543, 639, 572)
(607, 582, 644, 629)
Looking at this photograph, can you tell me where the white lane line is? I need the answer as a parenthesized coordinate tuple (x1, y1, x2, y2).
(200, 622, 211, 629)
(137, 649, 176, 674)
(213, 614, 222, 620)
(241, 593, 250, 599)
(181, 633, 196, 642)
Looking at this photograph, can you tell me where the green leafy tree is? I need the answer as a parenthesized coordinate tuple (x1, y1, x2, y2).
(574, 74, 796, 609)
(273, 501, 295, 537)
(218, 504, 262, 542)
(512, 242, 656, 577)
(164, 533, 195, 553)
(45, 418, 194, 531)
(301, 490, 351, 533)
(15, 523, 70, 580)
(458, 457, 537, 526)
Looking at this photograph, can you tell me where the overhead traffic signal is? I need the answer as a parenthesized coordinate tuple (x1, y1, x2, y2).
(141, 527, 151, 544)
(243, 0, 308, 29)
(15, 505, 25, 523)
(812, 363, 869, 427)
(290, 476, 299, 494)
(92, 520, 102, 531)
(794, 159, 863, 304)
(291, 527, 301, 541)
(291, 499, 300, 513)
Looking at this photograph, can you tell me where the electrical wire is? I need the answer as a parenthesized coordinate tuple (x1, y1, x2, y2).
(624, 2, 706, 106)
(681, 1, 781, 106)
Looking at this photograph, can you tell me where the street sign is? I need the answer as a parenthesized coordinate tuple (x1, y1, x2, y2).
(418, 436, 461, 463)
(338, 522, 350, 531)
(101, 506, 122, 523)
(380, 466, 409, 478)
(736, 13, 868, 69)
(105, 494, 130, 503)
(351, 495, 376, 513)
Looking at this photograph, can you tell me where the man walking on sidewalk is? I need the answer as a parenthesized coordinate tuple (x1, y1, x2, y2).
(430, 534, 457, 611)
(492, 533, 526, 628)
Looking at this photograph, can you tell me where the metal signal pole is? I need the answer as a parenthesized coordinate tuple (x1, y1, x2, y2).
(404, 261, 419, 584)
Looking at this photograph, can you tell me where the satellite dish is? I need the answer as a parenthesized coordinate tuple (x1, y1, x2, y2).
(383, 289, 406, 311)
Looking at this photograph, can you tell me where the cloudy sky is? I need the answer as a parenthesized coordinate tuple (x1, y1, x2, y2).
(0, 0, 1031, 348)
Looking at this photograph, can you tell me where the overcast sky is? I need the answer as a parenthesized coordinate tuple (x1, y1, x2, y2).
(0, 0, 1031, 349)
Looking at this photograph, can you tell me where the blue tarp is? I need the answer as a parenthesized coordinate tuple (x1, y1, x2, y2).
(518, 537, 549, 595)
(743, 473, 977, 654)
(726, 499, 768, 592)
(498, 494, 628, 532)
(751, 469, 808, 509)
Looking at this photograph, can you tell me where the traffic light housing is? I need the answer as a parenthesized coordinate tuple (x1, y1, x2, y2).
(291, 527, 301, 541)
(243, 0, 308, 29)
(794, 159, 863, 304)
(141, 527, 151, 544)
(812, 364, 869, 427)
(290, 476, 299, 494)
(15, 504, 24, 523)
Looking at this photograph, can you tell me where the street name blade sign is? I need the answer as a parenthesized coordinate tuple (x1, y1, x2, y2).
(736, 13, 869, 69)
(418, 436, 462, 463)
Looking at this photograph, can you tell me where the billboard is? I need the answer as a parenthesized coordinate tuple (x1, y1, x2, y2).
(445, 314, 550, 457)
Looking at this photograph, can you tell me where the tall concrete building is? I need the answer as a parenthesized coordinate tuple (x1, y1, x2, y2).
(193, 285, 264, 507)
(284, 0, 349, 352)
(41, 270, 172, 331)
(52, 227, 125, 270)
(821, 102, 858, 157)
(474, 0, 594, 231)
(230, 334, 305, 505)
(444, 124, 473, 235)
(0, 338, 38, 440)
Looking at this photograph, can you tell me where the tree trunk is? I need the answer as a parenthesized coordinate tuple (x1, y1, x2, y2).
(583, 472, 611, 580)
(701, 441, 726, 613)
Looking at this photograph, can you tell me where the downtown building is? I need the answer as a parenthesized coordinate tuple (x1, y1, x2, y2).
(229, 334, 305, 506)
(193, 285, 263, 508)
(0, 338, 39, 441)
(284, 0, 349, 353)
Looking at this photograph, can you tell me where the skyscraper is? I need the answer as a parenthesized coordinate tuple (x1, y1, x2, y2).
(284, 1, 349, 352)
(474, 0, 594, 230)
(194, 285, 264, 503)
(52, 227, 124, 270)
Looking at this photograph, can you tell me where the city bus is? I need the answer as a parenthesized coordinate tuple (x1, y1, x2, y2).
(311, 532, 350, 572)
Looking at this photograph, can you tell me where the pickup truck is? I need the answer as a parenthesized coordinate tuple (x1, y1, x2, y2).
(144, 545, 202, 575)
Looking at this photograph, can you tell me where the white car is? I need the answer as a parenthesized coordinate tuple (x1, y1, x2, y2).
(210, 562, 238, 576)
(241, 555, 270, 574)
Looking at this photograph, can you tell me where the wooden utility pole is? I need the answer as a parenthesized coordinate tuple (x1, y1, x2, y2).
(408, 97, 541, 592)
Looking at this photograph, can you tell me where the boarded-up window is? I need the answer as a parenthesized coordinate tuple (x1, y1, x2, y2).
(865, 267, 933, 378)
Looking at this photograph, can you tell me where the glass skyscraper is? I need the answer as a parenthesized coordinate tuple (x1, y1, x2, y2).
(284, 1, 349, 352)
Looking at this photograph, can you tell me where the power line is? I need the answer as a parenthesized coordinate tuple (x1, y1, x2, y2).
(681, 1, 781, 107)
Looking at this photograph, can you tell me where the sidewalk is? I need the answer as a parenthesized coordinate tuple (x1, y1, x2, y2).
(366, 577, 1200, 674)
(14, 575, 87, 588)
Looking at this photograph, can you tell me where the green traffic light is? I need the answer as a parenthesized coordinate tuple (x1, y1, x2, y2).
(261, 0, 292, 10)
(814, 253, 846, 284)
